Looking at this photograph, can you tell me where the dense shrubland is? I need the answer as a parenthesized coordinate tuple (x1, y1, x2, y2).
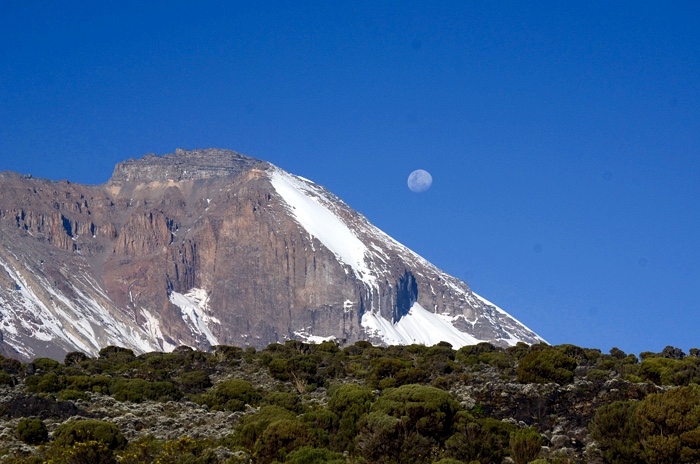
(0, 341, 698, 463)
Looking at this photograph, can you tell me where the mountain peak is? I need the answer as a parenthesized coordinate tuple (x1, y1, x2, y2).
(0, 148, 543, 361)
(109, 148, 264, 184)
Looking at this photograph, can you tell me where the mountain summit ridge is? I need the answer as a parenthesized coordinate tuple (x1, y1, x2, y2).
(109, 148, 264, 184)
(0, 148, 543, 361)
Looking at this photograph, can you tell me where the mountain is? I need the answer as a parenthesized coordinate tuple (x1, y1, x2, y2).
(0, 148, 543, 361)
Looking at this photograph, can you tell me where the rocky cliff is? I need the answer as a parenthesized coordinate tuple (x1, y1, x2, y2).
(0, 149, 543, 361)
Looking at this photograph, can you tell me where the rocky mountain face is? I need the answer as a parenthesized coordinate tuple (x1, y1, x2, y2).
(0, 148, 543, 361)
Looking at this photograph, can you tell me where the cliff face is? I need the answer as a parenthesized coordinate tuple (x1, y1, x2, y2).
(0, 149, 543, 361)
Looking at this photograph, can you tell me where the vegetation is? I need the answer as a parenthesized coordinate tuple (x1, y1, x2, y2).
(0, 341, 698, 463)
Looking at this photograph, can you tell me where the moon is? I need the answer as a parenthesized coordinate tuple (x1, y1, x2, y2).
(407, 169, 432, 193)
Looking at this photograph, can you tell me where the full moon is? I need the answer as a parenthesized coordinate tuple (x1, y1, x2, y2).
(407, 169, 433, 193)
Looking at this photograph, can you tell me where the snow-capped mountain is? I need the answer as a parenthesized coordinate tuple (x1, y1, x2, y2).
(0, 149, 543, 361)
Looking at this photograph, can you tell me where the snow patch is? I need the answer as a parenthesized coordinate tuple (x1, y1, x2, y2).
(293, 329, 336, 344)
(141, 308, 177, 352)
(269, 169, 376, 288)
(169, 288, 220, 345)
(361, 302, 481, 348)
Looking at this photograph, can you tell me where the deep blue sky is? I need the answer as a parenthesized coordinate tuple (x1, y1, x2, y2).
(2, 1, 699, 356)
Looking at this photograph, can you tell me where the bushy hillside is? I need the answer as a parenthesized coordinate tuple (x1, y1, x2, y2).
(0, 341, 699, 463)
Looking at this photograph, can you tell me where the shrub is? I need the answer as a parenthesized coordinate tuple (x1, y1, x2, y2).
(328, 384, 374, 450)
(253, 419, 312, 463)
(66, 374, 111, 393)
(205, 378, 261, 411)
(263, 391, 304, 413)
(57, 389, 90, 402)
(516, 349, 577, 384)
(373, 384, 460, 442)
(64, 351, 89, 367)
(354, 411, 404, 463)
(16, 418, 48, 444)
(589, 400, 640, 463)
(110, 378, 182, 403)
(67, 440, 117, 464)
(635, 385, 700, 463)
(285, 446, 345, 464)
(637, 356, 700, 386)
(0, 354, 22, 374)
(0, 371, 13, 386)
(368, 357, 412, 388)
(301, 409, 339, 447)
(510, 427, 543, 464)
(24, 372, 66, 393)
(53, 419, 127, 450)
(32, 357, 62, 372)
(175, 370, 212, 392)
(118, 435, 164, 464)
(213, 345, 244, 363)
(153, 436, 218, 463)
(445, 414, 515, 464)
(98, 346, 136, 363)
(230, 405, 297, 451)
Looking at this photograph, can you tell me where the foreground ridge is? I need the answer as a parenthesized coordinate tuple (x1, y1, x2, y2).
(0, 341, 697, 463)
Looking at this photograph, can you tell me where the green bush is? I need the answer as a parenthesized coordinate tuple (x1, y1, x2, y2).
(98, 346, 136, 363)
(373, 384, 460, 441)
(637, 356, 700, 386)
(176, 370, 212, 392)
(110, 378, 182, 403)
(32, 357, 62, 372)
(284, 446, 345, 464)
(53, 419, 127, 450)
(635, 385, 700, 463)
(0, 371, 14, 386)
(151, 436, 218, 464)
(0, 354, 22, 374)
(253, 419, 312, 463)
(24, 372, 66, 393)
(354, 411, 405, 463)
(445, 414, 515, 464)
(64, 351, 89, 366)
(301, 409, 339, 447)
(16, 418, 48, 444)
(516, 349, 577, 384)
(66, 374, 111, 393)
(64, 440, 116, 464)
(327, 384, 374, 450)
(230, 405, 297, 451)
(264, 391, 305, 413)
(368, 357, 412, 388)
(510, 428, 542, 464)
(57, 389, 90, 402)
(589, 400, 641, 463)
(590, 386, 700, 464)
(205, 378, 261, 411)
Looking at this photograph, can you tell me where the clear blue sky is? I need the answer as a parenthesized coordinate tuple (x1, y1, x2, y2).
(2, 1, 699, 356)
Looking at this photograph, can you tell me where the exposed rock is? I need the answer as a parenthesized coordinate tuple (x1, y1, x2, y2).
(0, 148, 544, 361)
